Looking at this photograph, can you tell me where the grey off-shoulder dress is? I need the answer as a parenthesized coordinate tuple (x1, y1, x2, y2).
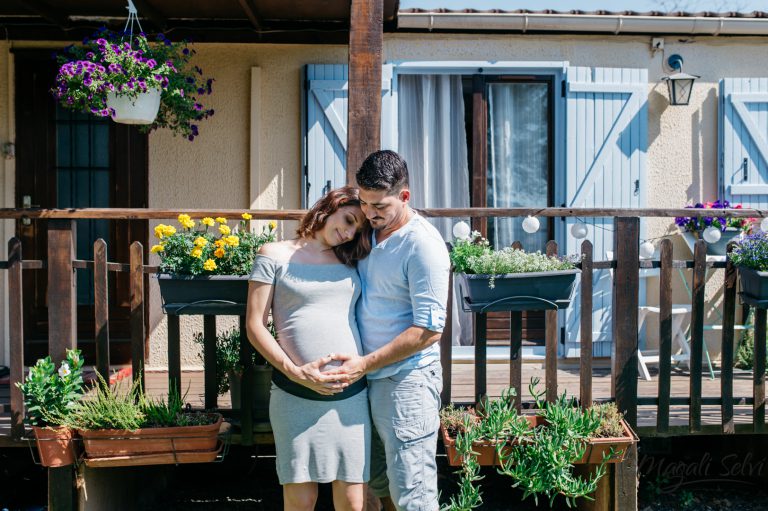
(249, 254, 371, 484)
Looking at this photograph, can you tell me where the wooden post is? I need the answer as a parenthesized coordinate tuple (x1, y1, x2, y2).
(167, 314, 181, 401)
(130, 242, 145, 390)
(47, 219, 77, 361)
(755, 307, 766, 433)
(657, 238, 673, 433)
(439, 271, 453, 405)
(474, 313, 487, 405)
(579, 240, 593, 409)
(204, 315, 218, 410)
(94, 239, 110, 380)
(545, 240, 558, 403)
(347, 0, 383, 180)
(510, 241, 524, 411)
(721, 242, 738, 434)
(612, 217, 639, 427)
(47, 220, 76, 511)
(689, 240, 707, 433)
(8, 238, 24, 441)
(240, 315, 254, 445)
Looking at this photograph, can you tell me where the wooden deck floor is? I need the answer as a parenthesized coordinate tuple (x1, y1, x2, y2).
(1, 361, 761, 445)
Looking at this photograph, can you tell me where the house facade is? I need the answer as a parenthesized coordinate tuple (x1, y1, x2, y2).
(0, 7, 767, 368)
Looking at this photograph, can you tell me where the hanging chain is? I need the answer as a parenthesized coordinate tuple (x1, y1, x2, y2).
(122, 0, 144, 41)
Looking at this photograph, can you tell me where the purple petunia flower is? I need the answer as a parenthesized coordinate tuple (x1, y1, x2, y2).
(146, 59, 157, 69)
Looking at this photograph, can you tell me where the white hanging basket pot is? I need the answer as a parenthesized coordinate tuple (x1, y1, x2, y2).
(106, 88, 161, 125)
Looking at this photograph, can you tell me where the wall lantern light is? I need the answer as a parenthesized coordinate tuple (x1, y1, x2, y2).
(661, 54, 700, 106)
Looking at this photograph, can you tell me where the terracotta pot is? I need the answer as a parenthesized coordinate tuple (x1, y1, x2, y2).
(79, 413, 222, 459)
(33, 425, 77, 467)
(577, 419, 638, 465)
(441, 414, 542, 467)
(441, 415, 637, 466)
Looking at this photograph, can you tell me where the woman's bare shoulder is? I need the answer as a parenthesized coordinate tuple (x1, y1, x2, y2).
(258, 240, 296, 260)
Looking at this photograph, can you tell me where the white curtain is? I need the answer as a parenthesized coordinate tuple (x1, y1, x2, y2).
(488, 83, 549, 251)
(398, 74, 473, 345)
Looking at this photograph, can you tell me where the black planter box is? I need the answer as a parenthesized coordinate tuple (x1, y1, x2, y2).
(738, 266, 768, 303)
(458, 269, 580, 312)
(156, 274, 250, 315)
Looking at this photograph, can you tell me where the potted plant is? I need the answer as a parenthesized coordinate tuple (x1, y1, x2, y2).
(450, 231, 579, 311)
(153, 214, 276, 312)
(730, 231, 768, 302)
(15, 349, 85, 467)
(675, 200, 754, 257)
(193, 327, 272, 420)
(66, 376, 223, 466)
(440, 379, 637, 509)
(52, 27, 214, 140)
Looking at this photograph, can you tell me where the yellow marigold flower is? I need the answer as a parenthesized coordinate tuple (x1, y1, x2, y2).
(214, 239, 225, 248)
(214, 247, 226, 258)
(201, 217, 215, 227)
(225, 235, 240, 247)
(219, 224, 231, 235)
(178, 214, 191, 225)
(203, 259, 217, 271)
(268, 221, 277, 230)
(150, 244, 164, 253)
(242, 212, 252, 221)
(162, 225, 177, 237)
(154, 224, 166, 239)
(215, 217, 227, 224)
(194, 236, 208, 247)
(191, 247, 203, 259)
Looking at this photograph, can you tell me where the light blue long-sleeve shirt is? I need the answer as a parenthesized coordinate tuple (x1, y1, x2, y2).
(357, 212, 450, 379)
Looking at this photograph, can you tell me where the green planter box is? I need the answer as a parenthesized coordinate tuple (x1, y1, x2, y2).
(156, 274, 250, 315)
(738, 266, 768, 302)
(458, 269, 580, 312)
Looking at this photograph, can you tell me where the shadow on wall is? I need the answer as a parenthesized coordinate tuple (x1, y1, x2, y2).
(647, 85, 666, 149)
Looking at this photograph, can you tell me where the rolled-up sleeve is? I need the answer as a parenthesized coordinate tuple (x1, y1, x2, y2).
(407, 234, 450, 333)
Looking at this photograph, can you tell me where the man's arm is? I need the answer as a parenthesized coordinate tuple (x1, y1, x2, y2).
(329, 325, 441, 383)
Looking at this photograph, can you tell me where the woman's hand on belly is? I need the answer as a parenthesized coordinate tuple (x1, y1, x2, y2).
(289, 354, 352, 395)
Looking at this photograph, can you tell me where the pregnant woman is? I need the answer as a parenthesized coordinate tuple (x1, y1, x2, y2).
(245, 186, 372, 511)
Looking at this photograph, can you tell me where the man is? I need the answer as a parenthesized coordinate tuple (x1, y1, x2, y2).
(329, 150, 450, 510)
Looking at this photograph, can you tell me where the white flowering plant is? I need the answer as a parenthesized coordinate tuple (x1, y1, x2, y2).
(15, 349, 85, 427)
(450, 232, 576, 288)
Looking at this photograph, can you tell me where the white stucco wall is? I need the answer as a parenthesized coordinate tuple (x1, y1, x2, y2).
(2, 31, 766, 367)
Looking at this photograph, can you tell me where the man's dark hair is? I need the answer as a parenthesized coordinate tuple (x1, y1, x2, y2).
(355, 150, 409, 193)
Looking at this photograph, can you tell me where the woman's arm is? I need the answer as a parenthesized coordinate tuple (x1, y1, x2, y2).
(245, 281, 347, 395)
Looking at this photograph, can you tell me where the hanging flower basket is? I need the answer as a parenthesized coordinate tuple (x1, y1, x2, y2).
(52, 28, 215, 140)
(106, 87, 161, 124)
(458, 270, 580, 312)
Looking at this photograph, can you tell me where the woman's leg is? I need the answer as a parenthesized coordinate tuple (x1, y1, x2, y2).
(331, 481, 366, 511)
(283, 482, 319, 511)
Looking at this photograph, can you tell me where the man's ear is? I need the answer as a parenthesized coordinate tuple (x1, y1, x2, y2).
(400, 188, 411, 203)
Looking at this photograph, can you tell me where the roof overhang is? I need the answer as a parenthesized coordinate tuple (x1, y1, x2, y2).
(0, 0, 398, 44)
(398, 10, 768, 36)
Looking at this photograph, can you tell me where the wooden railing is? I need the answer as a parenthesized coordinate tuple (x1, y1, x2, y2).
(1, 207, 766, 444)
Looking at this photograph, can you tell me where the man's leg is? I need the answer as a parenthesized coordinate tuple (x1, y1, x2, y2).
(368, 362, 442, 511)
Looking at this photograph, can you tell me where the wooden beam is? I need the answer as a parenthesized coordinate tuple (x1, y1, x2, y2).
(236, 0, 264, 31)
(8, 238, 24, 441)
(347, 0, 383, 181)
(131, 0, 167, 31)
(18, 0, 69, 28)
(47, 220, 76, 362)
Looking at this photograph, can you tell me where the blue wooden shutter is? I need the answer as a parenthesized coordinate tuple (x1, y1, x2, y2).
(304, 64, 348, 207)
(303, 64, 393, 207)
(719, 78, 768, 206)
(563, 67, 648, 356)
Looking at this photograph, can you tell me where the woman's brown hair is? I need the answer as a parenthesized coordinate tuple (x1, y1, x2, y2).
(296, 186, 371, 266)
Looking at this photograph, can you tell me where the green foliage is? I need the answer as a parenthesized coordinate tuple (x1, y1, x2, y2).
(449, 232, 576, 288)
(193, 326, 273, 395)
(735, 325, 768, 371)
(140, 381, 186, 427)
(15, 349, 85, 427)
(730, 232, 768, 271)
(440, 378, 622, 509)
(66, 374, 146, 431)
(153, 215, 276, 276)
